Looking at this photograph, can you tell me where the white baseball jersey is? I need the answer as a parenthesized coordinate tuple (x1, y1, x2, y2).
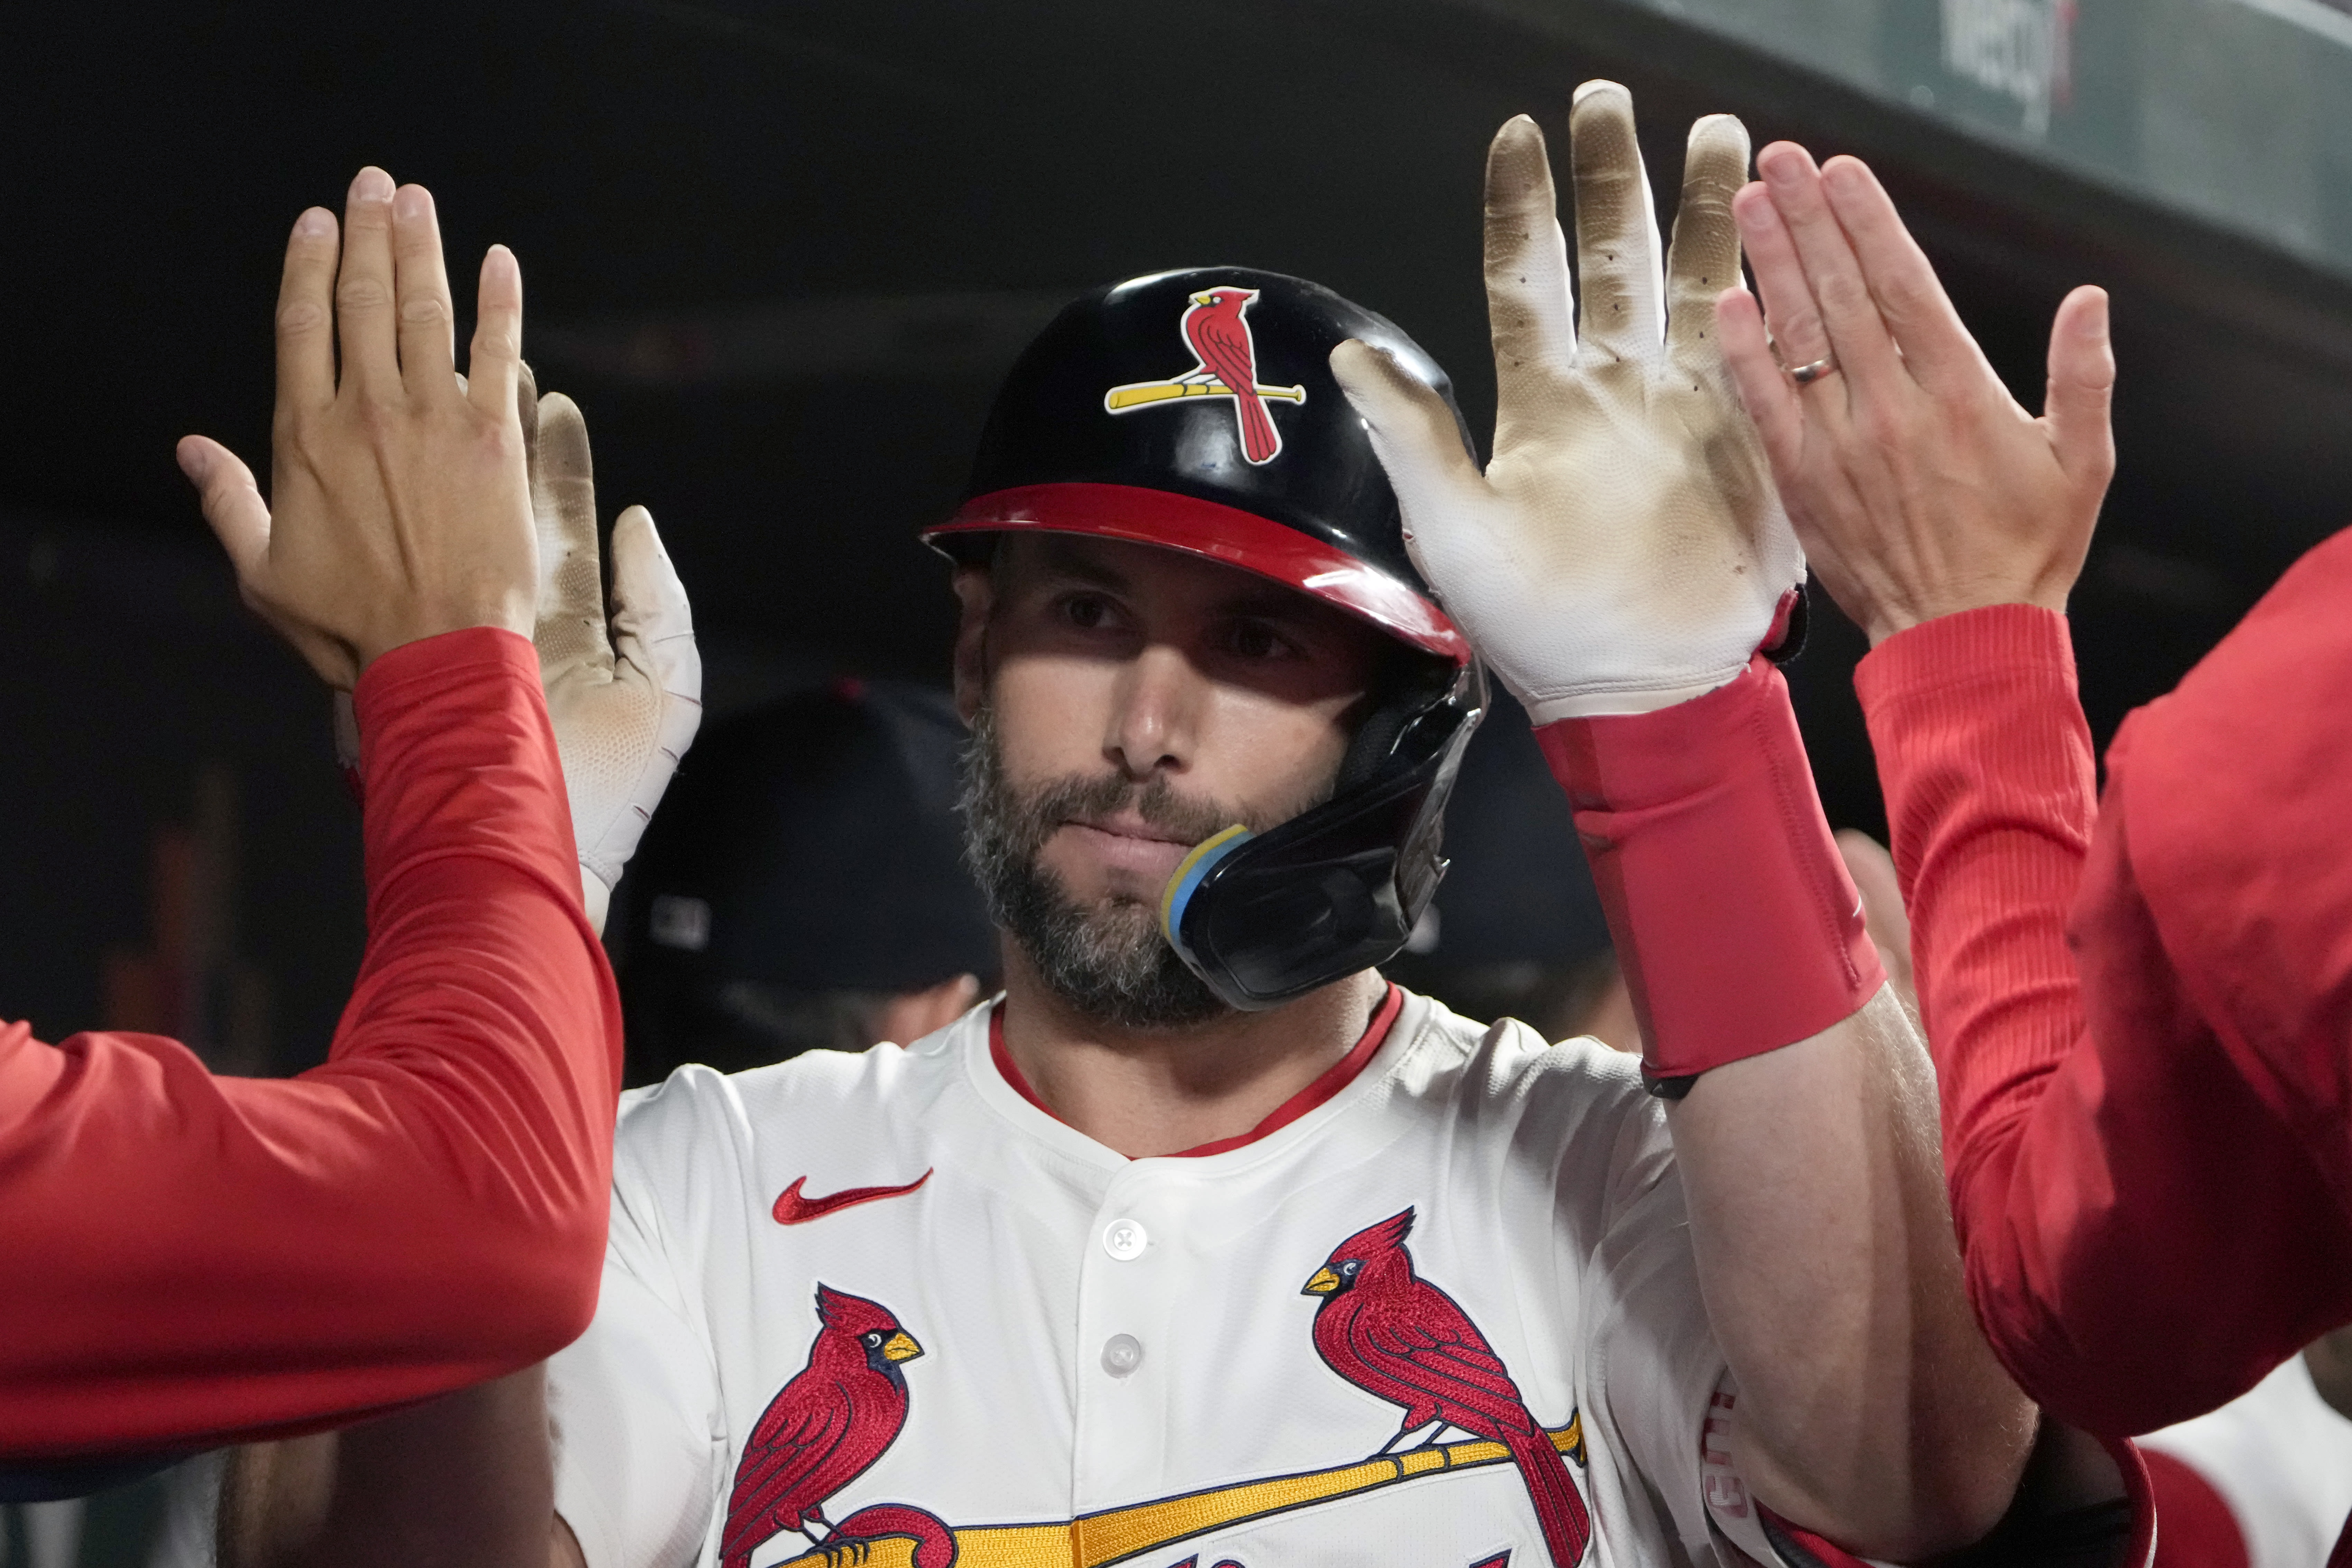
(2138, 1356, 2352, 1568)
(547, 989, 1818, 1568)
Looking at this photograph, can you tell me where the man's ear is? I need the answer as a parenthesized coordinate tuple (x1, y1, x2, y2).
(951, 565, 993, 724)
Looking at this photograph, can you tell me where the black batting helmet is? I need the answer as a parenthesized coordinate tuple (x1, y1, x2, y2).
(924, 267, 1487, 1012)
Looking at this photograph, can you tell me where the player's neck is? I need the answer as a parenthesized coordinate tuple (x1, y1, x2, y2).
(996, 947, 1389, 1159)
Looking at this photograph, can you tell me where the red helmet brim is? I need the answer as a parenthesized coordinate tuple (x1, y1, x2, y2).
(925, 482, 1469, 666)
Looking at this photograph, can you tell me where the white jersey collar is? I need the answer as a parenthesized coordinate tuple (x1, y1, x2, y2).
(953, 986, 1433, 1176)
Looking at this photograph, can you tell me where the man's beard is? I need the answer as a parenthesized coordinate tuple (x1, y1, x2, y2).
(961, 707, 1262, 1031)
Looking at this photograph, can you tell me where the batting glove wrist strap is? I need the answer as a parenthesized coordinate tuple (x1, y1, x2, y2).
(1535, 655, 1884, 1084)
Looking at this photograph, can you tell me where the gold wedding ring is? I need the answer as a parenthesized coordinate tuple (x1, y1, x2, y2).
(1789, 356, 1838, 386)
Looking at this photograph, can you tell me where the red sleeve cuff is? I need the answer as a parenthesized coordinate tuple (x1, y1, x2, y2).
(1857, 603, 2076, 697)
(1853, 606, 2089, 902)
(1853, 605, 2077, 733)
(351, 626, 544, 762)
(348, 627, 581, 903)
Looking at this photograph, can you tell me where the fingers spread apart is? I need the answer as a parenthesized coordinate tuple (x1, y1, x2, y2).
(1566, 81, 1664, 370)
(2043, 284, 2116, 493)
(178, 433, 356, 687)
(531, 390, 611, 670)
(467, 245, 525, 422)
(609, 506, 704, 715)
(1330, 340, 1484, 503)
(516, 359, 541, 473)
(177, 436, 271, 577)
(335, 167, 401, 399)
(275, 207, 340, 415)
(390, 184, 457, 392)
(1665, 114, 1750, 368)
(1483, 115, 1579, 402)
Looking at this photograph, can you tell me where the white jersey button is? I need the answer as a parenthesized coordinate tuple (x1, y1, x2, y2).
(1102, 1218, 1148, 1260)
(1100, 1334, 1144, 1377)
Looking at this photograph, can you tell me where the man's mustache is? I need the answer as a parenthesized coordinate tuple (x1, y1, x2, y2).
(1020, 770, 1244, 853)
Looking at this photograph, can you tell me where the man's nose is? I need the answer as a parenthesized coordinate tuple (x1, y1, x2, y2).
(1104, 643, 1203, 779)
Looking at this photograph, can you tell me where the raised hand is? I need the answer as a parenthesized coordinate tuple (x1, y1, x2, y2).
(1715, 145, 2114, 645)
(177, 168, 537, 687)
(1331, 82, 1802, 719)
(520, 370, 702, 929)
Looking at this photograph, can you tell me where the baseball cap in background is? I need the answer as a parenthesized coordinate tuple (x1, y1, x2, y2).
(612, 679, 999, 1086)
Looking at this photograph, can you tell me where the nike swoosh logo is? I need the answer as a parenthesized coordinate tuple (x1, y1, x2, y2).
(772, 1170, 933, 1226)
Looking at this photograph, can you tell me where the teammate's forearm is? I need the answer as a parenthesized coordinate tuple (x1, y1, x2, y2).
(221, 1370, 553, 1568)
(219, 1436, 338, 1568)
(0, 630, 620, 1456)
(1860, 590, 2352, 1437)
(1536, 656, 2029, 1552)
(1853, 607, 2094, 1205)
(1668, 991, 2032, 1556)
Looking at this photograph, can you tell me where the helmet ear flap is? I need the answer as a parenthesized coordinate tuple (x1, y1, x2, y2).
(1336, 651, 1461, 794)
(1163, 661, 1486, 1011)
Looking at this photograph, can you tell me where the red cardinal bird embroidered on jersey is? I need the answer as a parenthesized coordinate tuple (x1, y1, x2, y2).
(720, 1286, 925, 1568)
(824, 1504, 958, 1568)
(1303, 1209, 1592, 1568)
(1181, 287, 1282, 463)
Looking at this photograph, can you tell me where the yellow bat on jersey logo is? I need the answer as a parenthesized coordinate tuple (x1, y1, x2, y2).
(772, 1417, 1583, 1568)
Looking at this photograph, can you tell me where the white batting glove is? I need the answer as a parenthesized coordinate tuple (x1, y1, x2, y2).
(1332, 83, 1802, 720)
(522, 372, 702, 932)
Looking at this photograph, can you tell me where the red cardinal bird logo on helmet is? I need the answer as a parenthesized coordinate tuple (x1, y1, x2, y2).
(1103, 286, 1305, 465)
(721, 1286, 926, 1568)
(1303, 1209, 1592, 1568)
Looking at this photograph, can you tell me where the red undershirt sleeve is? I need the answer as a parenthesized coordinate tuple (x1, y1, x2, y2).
(1856, 594, 2352, 1437)
(0, 627, 622, 1458)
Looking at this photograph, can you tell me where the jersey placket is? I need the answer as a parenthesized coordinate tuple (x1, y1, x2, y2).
(1070, 1162, 1189, 1511)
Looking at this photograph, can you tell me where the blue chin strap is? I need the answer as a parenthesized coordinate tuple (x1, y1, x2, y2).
(1156, 664, 1485, 1012)
(1158, 824, 1255, 945)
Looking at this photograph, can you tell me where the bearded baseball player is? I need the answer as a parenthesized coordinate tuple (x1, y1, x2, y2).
(226, 86, 2158, 1568)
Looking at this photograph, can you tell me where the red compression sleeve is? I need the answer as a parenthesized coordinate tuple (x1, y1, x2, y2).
(1535, 655, 1885, 1085)
(0, 628, 621, 1457)
(1858, 602, 2352, 1436)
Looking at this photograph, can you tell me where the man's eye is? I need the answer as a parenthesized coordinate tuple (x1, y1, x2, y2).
(1224, 621, 1287, 660)
(1061, 594, 1111, 630)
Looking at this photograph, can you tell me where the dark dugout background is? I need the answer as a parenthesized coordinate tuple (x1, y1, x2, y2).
(6, 0, 2352, 1068)
(8, 0, 2352, 1557)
